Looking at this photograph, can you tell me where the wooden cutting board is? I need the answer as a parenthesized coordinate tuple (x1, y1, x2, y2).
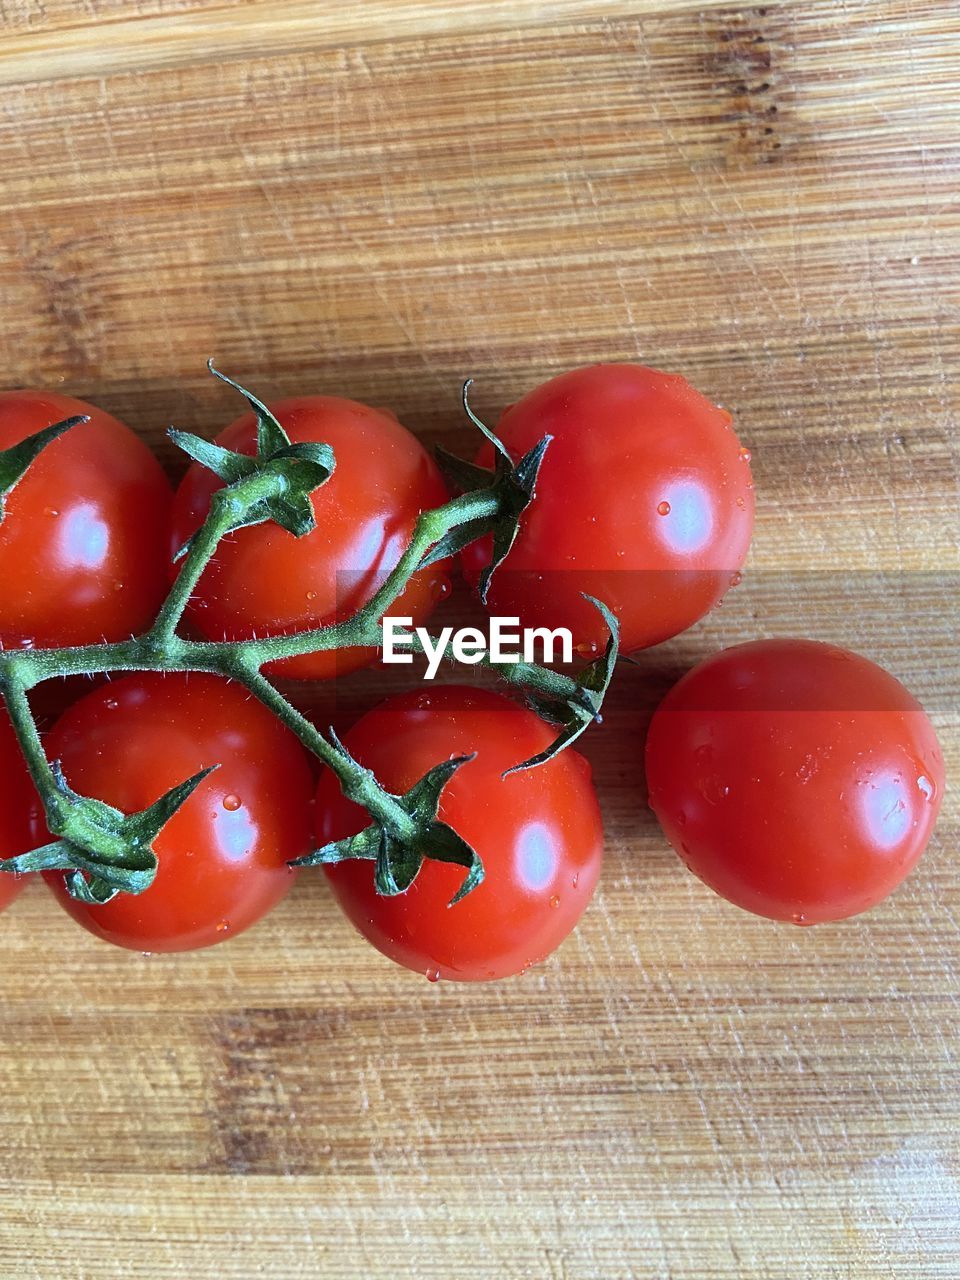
(1, 2, 958, 1276)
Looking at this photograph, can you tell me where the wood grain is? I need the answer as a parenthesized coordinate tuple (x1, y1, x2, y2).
(0, 0, 780, 84)
(1, 1, 958, 1276)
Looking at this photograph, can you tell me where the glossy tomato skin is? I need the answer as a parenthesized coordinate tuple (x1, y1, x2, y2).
(461, 364, 754, 655)
(645, 640, 945, 924)
(0, 391, 172, 648)
(0, 704, 39, 912)
(169, 397, 450, 680)
(40, 674, 314, 952)
(318, 686, 604, 981)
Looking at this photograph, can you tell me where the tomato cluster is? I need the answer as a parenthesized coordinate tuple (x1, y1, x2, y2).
(0, 367, 945, 979)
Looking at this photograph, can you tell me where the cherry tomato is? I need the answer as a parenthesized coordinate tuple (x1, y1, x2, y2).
(0, 391, 172, 648)
(317, 686, 604, 981)
(0, 704, 39, 912)
(170, 397, 450, 679)
(461, 364, 754, 655)
(41, 673, 314, 951)
(645, 639, 945, 924)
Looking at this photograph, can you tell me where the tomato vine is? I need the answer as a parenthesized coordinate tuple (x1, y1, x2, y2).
(0, 363, 618, 908)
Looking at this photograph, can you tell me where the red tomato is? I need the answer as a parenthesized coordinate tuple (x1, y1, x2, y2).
(0, 704, 38, 912)
(645, 640, 945, 924)
(461, 364, 754, 655)
(169, 397, 450, 679)
(41, 673, 314, 951)
(317, 686, 604, 981)
(0, 391, 172, 648)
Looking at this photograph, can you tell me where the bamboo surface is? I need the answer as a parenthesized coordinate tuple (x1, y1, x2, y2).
(0, 1, 959, 1277)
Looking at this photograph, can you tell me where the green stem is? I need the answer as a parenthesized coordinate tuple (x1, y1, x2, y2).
(1, 487, 504, 686)
(250, 488, 500, 663)
(149, 479, 267, 648)
(235, 670, 416, 840)
(0, 675, 66, 826)
(0, 473, 584, 818)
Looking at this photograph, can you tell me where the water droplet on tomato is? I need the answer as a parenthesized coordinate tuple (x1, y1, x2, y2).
(44, 507, 59, 518)
(431, 575, 452, 602)
(305, 590, 318, 602)
(216, 919, 230, 933)
(657, 501, 671, 516)
(729, 571, 743, 587)
(797, 754, 818, 784)
(18, 638, 34, 649)
(104, 697, 119, 710)
(736, 496, 746, 509)
(792, 912, 810, 926)
(572, 873, 580, 888)
(549, 895, 560, 909)
(223, 794, 242, 811)
(576, 640, 600, 658)
(738, 447, 752, 463)
(917, 775, 934, 800)
(425, 968, 440, 983)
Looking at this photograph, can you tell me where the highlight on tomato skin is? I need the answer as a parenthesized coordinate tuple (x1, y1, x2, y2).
(0, 390, 173, 649)
(169, 395, 452, 681)
(460, 363, 754, 657)
(0, 704, 38, 913)
(317, 686, 605, 982)
(645, 639, 945, 925)
(38, 673, 316, 953)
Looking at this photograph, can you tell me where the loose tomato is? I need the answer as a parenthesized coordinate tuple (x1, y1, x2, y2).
(0, 704, 38, 912)
(169, 397, 450, 679)
(41, 673, 314, 951)
(317, 686, 604, 981)
(645, 639, 945, 924)
(461, 364, 754, 655)
(0, 391, 172, 648)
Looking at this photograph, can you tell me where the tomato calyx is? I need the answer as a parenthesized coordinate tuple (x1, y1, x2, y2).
(168, 361, 336, 559)
(294, 737, 484, 904)
(0, 755, 217, 904)
(429, 379, 551, 603)
(0, 412, 90, 522)
(506, 594, 620, 773)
